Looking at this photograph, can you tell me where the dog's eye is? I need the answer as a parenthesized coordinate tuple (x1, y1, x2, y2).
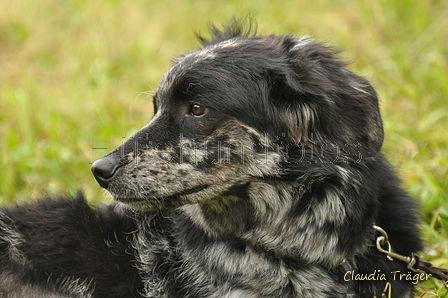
(190, 104, 209, 116)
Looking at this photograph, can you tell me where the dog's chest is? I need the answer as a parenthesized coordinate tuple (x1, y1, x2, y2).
(131, 215, 351, 298)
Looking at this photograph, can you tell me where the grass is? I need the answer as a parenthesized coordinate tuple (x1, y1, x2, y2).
(1, 0, 447, 296)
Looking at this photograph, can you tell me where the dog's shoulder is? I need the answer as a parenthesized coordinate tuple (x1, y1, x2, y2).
(1, 192, 138, 255)
(0, 192, 144, 297)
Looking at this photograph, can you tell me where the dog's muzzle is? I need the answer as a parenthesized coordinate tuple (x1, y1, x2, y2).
(91, 154, 122, 189)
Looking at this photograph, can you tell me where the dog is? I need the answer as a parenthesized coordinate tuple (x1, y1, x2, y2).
(0, 20, 422, 298)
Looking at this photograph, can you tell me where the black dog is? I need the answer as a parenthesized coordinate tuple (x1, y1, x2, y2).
(0, 21, 422, 298)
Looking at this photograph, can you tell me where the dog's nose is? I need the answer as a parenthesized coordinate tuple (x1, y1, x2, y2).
(91, 154, 122, 189)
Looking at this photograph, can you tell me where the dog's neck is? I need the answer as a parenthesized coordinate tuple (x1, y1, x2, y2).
(179, 179, 352, 269)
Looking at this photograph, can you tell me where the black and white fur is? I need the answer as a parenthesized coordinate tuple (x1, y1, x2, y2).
(0, 21, 422, 298)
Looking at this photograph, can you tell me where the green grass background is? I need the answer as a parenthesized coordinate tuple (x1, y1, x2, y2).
(0, 0, 447, 296)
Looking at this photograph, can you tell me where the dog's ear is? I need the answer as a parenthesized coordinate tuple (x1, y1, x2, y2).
(273, 37, 384, 159)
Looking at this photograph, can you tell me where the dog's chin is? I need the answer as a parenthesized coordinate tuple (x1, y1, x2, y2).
(108, 185, 212, 211)
(115, 198, 173, 211)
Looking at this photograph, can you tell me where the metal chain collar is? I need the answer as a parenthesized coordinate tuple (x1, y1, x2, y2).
(373, 225, 448, 289)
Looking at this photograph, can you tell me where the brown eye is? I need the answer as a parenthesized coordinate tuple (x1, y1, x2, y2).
(190, 104, 209, 116)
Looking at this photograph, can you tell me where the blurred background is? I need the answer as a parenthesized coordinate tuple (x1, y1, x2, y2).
(0, 0, 447, 295)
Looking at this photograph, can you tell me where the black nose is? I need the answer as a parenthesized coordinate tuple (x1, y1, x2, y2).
(91, 154, 122, 189)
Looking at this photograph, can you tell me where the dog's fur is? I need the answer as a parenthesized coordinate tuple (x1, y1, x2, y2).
(1, 21, 422, 298)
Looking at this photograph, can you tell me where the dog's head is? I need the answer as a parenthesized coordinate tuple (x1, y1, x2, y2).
(91, 22, 384, 210)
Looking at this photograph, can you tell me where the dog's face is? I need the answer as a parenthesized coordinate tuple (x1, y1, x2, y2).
(91, 29, 384, 211)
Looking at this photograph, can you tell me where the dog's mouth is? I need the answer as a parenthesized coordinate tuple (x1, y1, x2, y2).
(113, 184, 211, 210)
